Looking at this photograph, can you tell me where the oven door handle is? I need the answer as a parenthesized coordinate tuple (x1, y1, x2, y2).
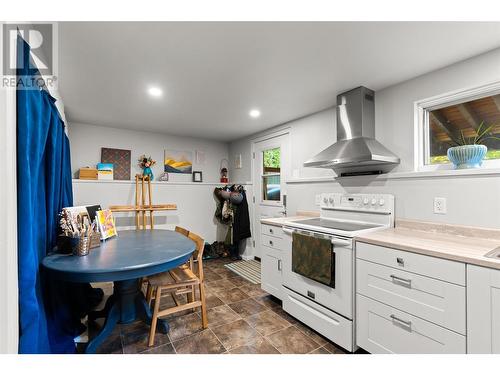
(283, 227, 351, 247)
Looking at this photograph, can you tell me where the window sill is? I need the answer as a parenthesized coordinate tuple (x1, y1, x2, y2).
(286, 168, 500, 183)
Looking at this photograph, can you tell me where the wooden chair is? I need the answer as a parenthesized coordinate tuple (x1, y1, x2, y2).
(146, 230, 208, 347)
(142, 226, 191, 293)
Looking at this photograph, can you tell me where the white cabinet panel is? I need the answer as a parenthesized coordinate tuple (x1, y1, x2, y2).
(356, 294, 466, 354)
(356, 242, 466, 286)
(261, 248, 282, 299)
(261, 224, 283, 239)
(261, 233, 288, 251)
(467, 264, 500, 353)
(357, 259, 466, 334)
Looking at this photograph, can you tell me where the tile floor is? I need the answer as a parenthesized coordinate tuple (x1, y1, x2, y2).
(88, 257, 351, 354)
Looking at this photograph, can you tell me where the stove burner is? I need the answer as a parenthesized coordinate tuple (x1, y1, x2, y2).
(293, 218, 382, 232)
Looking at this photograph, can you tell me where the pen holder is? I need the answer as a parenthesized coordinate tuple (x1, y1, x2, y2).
(74, 235, 91, 256)
(72, 232, 101, 256)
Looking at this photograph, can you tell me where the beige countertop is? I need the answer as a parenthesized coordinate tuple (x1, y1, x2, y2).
(355, 223, 500, 270)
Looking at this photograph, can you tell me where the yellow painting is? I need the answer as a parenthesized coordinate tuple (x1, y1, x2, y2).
(96, 209, 117, 240)
(164, 149, 193, 174)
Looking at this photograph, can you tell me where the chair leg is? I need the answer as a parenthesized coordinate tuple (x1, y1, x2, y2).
(148, 287, 162, 347)
(146, 284, 154, 307)
(187, 285, 195, 303)
(199, 282, 208, 329)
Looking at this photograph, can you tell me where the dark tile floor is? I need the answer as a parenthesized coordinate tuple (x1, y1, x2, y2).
(88, 257, 350, 354)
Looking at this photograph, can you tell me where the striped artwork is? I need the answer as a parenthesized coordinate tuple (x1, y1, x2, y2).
(224, 259, 261, 284)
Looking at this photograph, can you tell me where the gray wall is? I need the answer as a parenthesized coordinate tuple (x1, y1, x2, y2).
(69, 122, 229, 183)
(69, 122, 232, 245)
(229, 47, 500, 229)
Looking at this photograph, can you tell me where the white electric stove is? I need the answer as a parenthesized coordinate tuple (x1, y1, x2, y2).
(280, 193, 394, 352)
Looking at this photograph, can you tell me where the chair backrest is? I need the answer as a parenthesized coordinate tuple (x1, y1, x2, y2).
(187, 231, 205, 280)
(175, 226, 190, 237)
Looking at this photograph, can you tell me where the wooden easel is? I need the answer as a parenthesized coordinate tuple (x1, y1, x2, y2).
(109, 174, 177, 230)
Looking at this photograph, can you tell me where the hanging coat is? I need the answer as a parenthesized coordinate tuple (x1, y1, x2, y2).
(232, 190, 251, 243)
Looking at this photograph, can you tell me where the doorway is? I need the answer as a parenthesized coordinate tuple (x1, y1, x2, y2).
(252, 131, 290, 259)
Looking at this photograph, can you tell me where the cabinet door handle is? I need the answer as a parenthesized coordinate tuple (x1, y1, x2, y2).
(390, 314, 412, 330)
(277, 259, 282, 271)
(269, 228, 273, 234)
(390, 274, 412, 288)
(396, 257, 405, 266)
(269, 240, 273, 246)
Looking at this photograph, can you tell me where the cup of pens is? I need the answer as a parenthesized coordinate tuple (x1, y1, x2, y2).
(59, 209, 100, 256)
(75, 234, 91, 256)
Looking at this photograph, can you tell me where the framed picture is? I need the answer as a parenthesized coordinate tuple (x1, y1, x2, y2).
(97, 163, 114, 180)
(192, 171, 203, 182)
(96, 209, 117, 240)
(101, 148, 131, 180)
(164, 149, 193, 174)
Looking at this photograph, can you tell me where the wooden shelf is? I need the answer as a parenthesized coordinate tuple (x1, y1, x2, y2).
(72, 179, 252, 186)
(109, 204, 177, 212)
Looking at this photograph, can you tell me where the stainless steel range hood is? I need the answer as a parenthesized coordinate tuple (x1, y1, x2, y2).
(304, 86, 400, 175)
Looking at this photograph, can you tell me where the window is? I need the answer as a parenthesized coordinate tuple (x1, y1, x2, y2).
(419, 87, 500, 169)
(262, 147, 280, 201)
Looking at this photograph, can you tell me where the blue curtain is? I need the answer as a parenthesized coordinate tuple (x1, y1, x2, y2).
(17, 35, 75, 353)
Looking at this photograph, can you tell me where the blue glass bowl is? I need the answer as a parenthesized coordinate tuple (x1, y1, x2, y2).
(447, 145, 487, 169)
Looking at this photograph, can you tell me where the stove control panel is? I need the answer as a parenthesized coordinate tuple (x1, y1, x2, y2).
(319, 193, 394, 213)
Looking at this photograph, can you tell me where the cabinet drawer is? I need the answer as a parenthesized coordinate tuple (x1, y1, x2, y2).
(283, 287, 353, 352)
(357, 259, 465, 334)
(261, 224, 283, 239)
(356, 294, 466, 354)
(356, 242, 465, 286)
(261, 233, 287, 251)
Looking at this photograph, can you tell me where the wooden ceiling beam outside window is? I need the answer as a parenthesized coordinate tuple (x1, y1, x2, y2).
(492, 95, 500, 113)
(429, 110, 459, 139)
(456, 103, 481, 132)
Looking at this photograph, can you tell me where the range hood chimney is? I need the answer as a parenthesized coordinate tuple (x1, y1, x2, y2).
(304, 86, 400, 175)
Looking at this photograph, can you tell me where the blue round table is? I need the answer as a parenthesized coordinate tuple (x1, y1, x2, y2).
(42, 229, 195, 354)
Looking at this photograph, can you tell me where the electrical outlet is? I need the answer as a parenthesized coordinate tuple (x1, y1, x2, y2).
(315, 194, 321, 206)
(434, 197, 447, 214)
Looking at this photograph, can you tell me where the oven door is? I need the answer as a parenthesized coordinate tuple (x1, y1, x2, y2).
(282, 227, 353, 319)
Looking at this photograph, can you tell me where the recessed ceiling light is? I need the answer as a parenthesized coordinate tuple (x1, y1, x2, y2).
(147, 86, 163, 98)
(249, 109, 261, 118)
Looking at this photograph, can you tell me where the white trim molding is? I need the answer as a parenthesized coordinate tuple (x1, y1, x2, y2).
(0, 80, 19, 353)
(414, 80, 500, 173)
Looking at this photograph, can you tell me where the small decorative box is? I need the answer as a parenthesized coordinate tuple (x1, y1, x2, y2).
(79, 167, 98, 180)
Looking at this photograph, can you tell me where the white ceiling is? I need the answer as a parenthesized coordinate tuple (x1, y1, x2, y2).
(58, 22, 500, 142)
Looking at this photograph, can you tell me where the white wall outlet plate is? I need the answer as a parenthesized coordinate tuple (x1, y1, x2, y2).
(315, 194, 321, 206)
(434, 197, 447, 214)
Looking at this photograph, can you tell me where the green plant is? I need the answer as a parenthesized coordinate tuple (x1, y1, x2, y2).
(263, 147, 280, 168)
(448, 121, 500, 147)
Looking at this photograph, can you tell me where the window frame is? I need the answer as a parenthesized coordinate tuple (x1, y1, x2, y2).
(415, 81, 500, 172)
(260, 145, 282, 205)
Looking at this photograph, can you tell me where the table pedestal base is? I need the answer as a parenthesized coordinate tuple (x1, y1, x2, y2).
(86, 278, 169, 354)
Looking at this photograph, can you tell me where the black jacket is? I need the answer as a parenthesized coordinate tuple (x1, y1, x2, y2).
(232, 190, 251, 243)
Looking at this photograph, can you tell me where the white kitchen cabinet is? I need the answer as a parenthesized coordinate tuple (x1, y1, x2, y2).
(357, 294, 466, 354)
(357, 258, 466, 334)
(467, 264, 500, 353)
(261, 248, 282, 299)
(355, 240, 467, 353)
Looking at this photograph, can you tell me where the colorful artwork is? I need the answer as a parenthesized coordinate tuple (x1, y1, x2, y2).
(101, 148, 131, 180)
(164, 149, 193, 174)
(96, 209, 117, 240)
(97, 163, 114, 180)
